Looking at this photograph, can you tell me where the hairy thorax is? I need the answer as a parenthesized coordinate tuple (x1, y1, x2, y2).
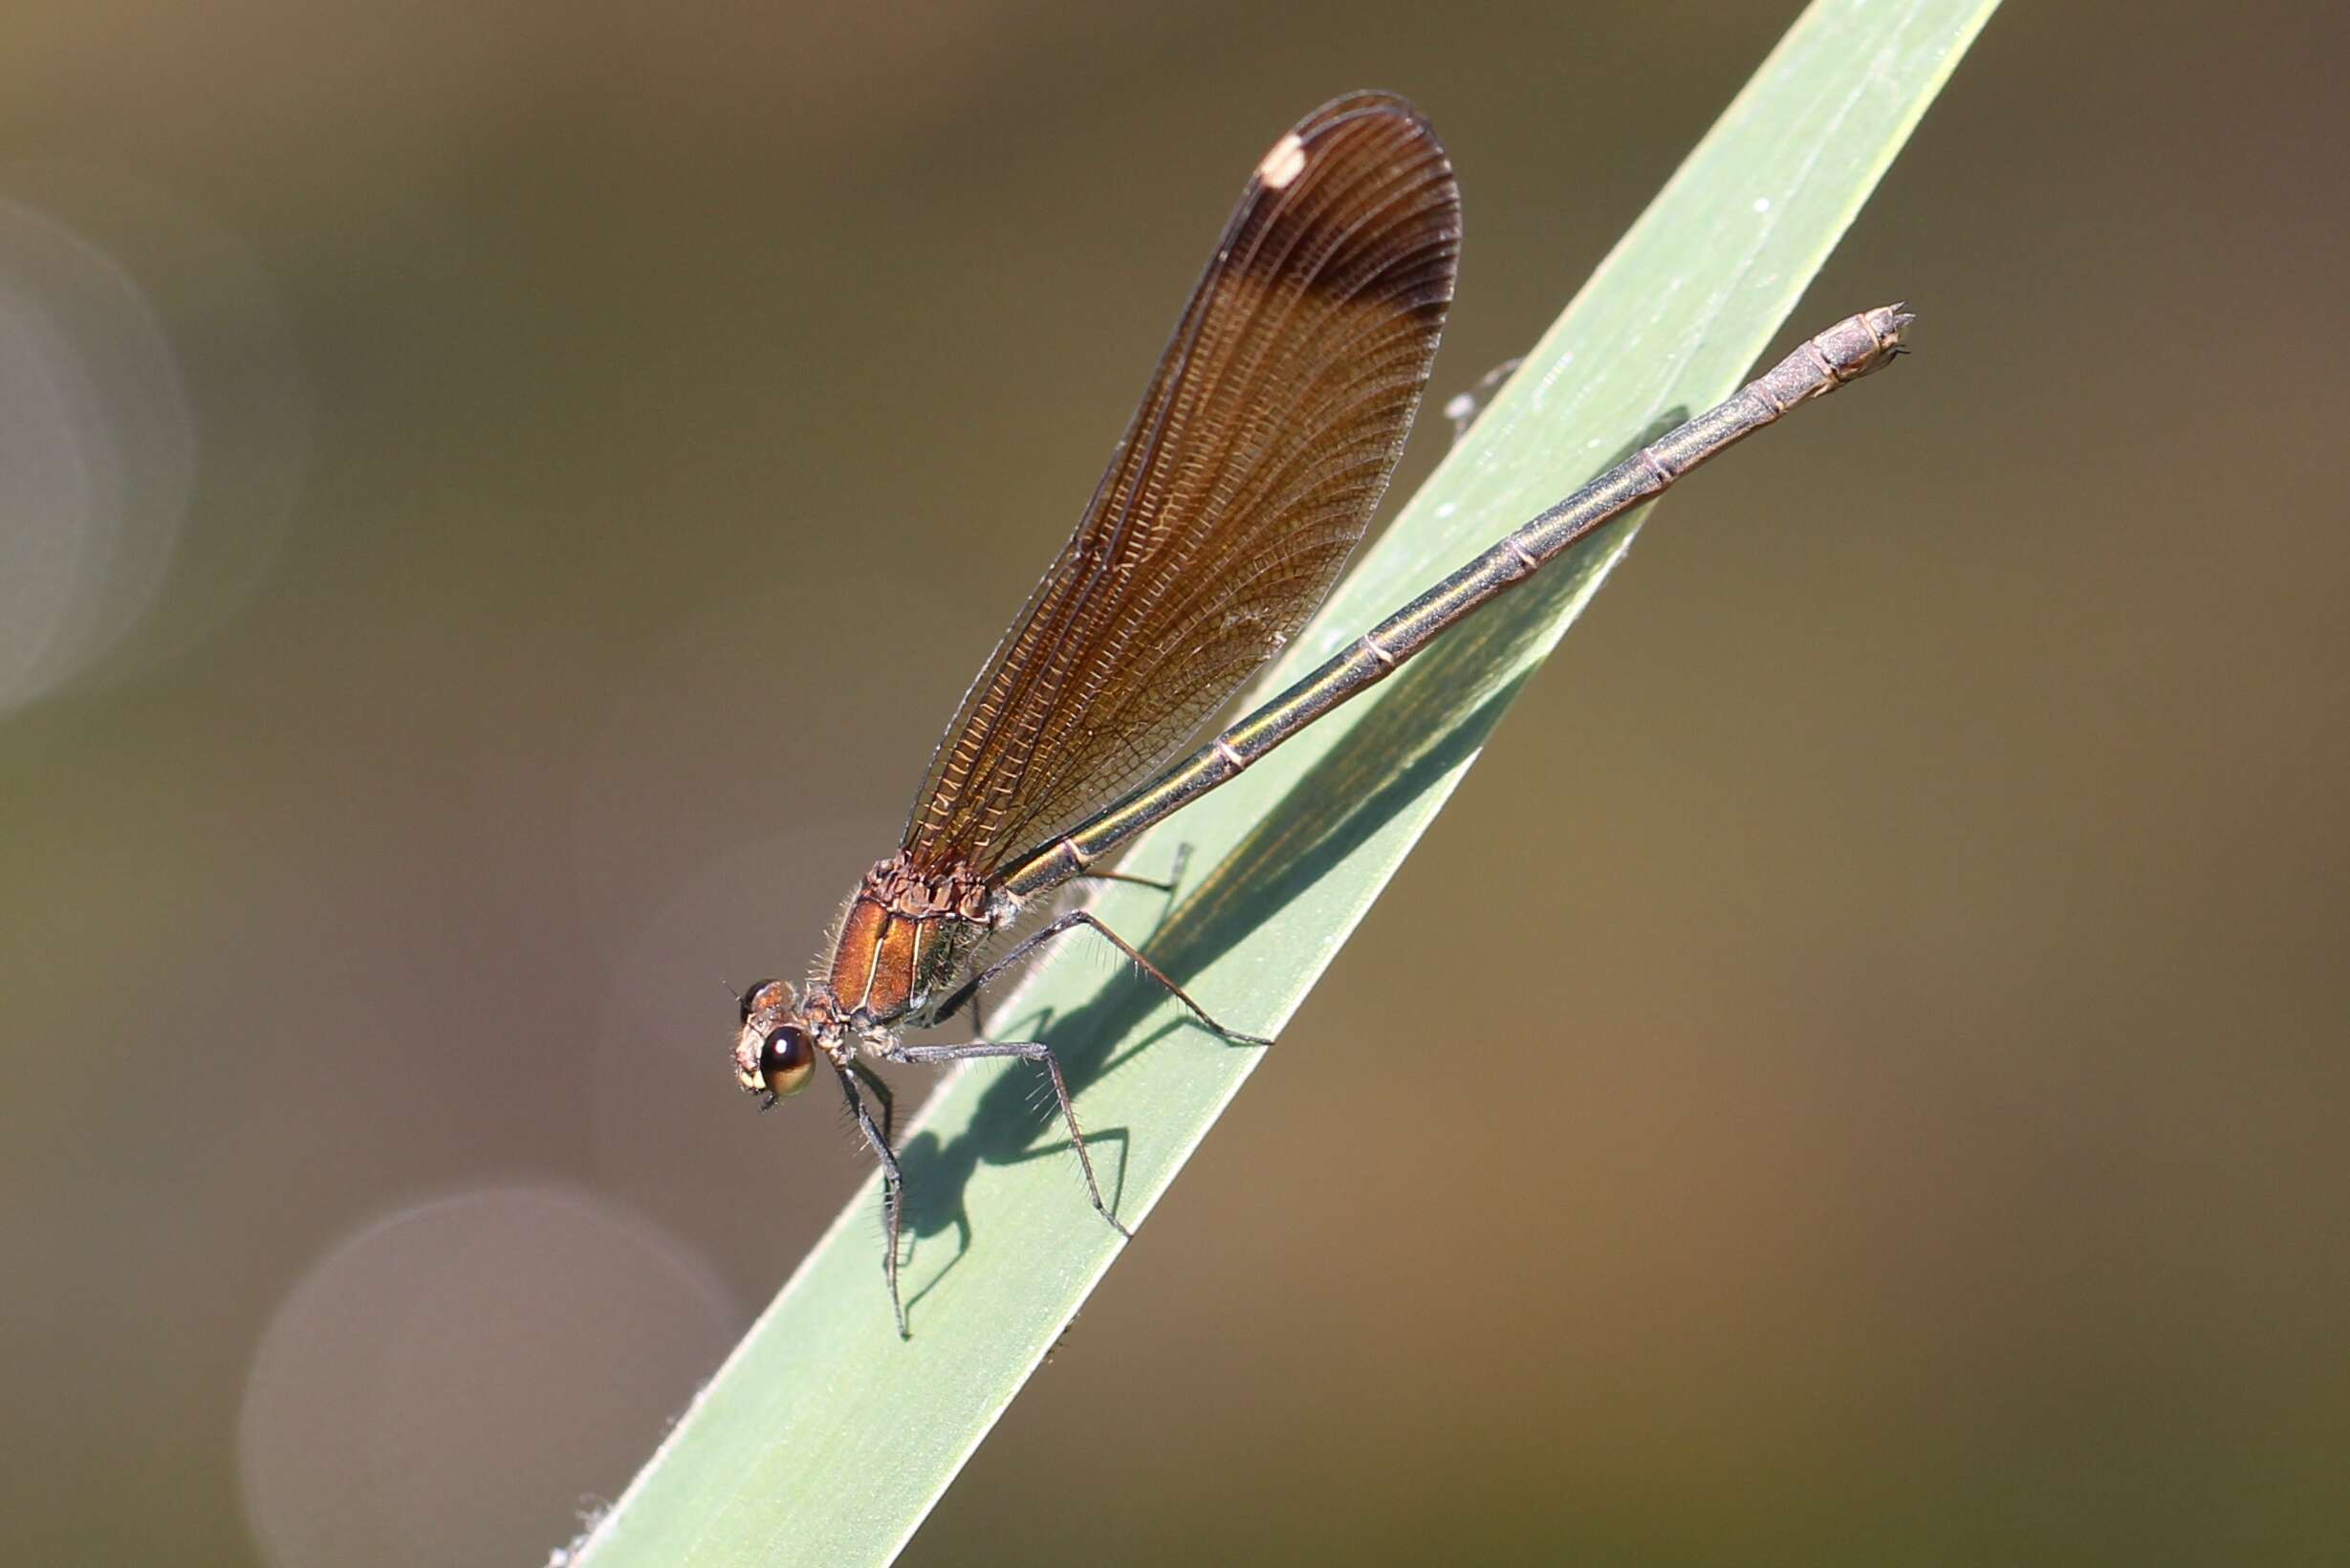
(820, 854, 1000, 1030)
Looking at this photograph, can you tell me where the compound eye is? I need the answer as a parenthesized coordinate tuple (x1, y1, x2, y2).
(760, 1026, 817, 1098)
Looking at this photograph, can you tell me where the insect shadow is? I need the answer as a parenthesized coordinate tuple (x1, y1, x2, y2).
(888, 410, 1688, 1320)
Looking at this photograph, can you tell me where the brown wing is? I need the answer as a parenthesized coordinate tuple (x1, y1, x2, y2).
(902, 92, 1459, 876)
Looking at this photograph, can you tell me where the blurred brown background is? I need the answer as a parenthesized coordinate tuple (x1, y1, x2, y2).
(4, 3, 2345, 1563)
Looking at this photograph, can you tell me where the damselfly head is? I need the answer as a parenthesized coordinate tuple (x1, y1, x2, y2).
(735, 979, 817, 1099)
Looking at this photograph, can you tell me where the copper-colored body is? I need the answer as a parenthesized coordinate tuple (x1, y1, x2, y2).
(823, 855, 996, 1028)
(734, 855, 1001, 1094)
(724, 89, 1916, 1339)
(738, 300, 1915, 1148)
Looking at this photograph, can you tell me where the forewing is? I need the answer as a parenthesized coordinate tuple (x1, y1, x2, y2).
(903, 92, 1459, 876)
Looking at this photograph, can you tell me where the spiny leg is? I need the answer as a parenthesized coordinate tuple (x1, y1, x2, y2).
(930, 909, 1272, 1048)
(1069, 868, 1176, 892)
(968, 844, 1199, 1035)
(1066, 840, 1194, 894)
(886, 1038, 1130, 1240)
(848, 1057, 896, 1150)
(834, 1061, 909, 1338)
